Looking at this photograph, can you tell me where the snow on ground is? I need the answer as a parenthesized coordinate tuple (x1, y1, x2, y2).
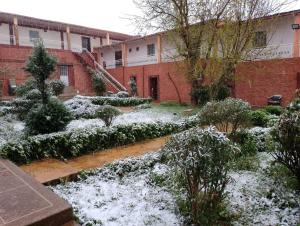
(226, 152, 300, 226)
(52, 152, 182, 226)
(66, 109, 181, 131)
(53, 150, 300, 226)
(0, 115, 24, 147)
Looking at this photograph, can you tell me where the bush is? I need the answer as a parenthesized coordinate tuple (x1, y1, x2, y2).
(134, 103, 152, 110)
(191, 85, 210, 106)
(0, 116, 200, 164)
(91, 71, 106, 96)
(86, 96, 152, 106)
(163, 127, 238, 225)
(49, 80, 65, 96)
(248, 127, 272, 152)
(95, 105, 121, 127)
(64, 97, 101, 119)
(24, 89, 42, 100)
(229, 130, 258, 156)
(15, 79, 37, 97)
(249, 110, 270, 127)
(116, 91, 130, 98)
(264, 105, 283, 116)
(25, 98, 73, 135)
(198, 98, 251, 134)
(215, 84, 231, 101)
(271, 111, 300, 186)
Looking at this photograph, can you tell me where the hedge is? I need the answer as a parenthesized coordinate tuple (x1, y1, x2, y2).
(76, 96, 152, 107)
(0, 116, 199, 165)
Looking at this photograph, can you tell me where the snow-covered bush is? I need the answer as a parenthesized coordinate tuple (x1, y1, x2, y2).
(249, 127, 271, 152)
(88, 96, 152, 106)
(25, 98, 73, 135)
(116, 91, 129, 98)
(95, 105, 121, 127)
(163, 127, 238, 225)
(64, 97, 102, 119)
(49, 80, 65, 96)
(15, 79, 37, 97)
(134, 103, 152, 110)
(24, 89, 42, 100)
(0, 116, 199, 164)
(271, 111, 300, 185)
(0, 115, 24, 147)
(198, 98, 251, 134)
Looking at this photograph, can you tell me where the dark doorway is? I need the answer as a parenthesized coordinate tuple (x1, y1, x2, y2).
(149, 76, 159, 100)
(115, 50, 123, 67)
(82, 37, 91, 52)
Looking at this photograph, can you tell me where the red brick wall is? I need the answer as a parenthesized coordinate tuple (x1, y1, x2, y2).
(0, 45, 94, 96)
(108, 59, 300, 106)
(236, 58, 299, 107)
(108, 62, 192, 103)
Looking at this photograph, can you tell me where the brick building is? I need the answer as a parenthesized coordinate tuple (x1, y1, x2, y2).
(1, 10, 300, 106)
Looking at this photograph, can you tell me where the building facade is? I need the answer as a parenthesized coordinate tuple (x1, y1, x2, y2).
(0, 11, 300, 106)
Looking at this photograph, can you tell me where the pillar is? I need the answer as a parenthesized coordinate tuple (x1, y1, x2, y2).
(66, 26, 71, 50)
(122, 43, 128, 67)
(13, 17, 19, 46)
(293, 14, 300, 57)
(106, 33, 110, 45)
(157, 34, 162, 63)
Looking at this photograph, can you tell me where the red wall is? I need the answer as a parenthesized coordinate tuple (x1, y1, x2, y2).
(236, 58, 300, 107)
(108, 62, 192, 103)
(107, 59, 300, 107)
(0, 45, 94, 96)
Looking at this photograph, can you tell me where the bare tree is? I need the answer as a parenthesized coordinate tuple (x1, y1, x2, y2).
(133, 0, 296, 100)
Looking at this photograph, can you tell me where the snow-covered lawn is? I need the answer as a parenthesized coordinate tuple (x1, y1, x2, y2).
(52, 151, 300, 226)
(66, 109, 181, 131)
(52, 153, 182, 226)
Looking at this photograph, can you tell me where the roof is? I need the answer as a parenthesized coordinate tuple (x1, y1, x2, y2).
(0, 11, 135, 41)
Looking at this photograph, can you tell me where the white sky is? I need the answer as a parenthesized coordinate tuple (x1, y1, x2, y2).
(0, 0, 300, 35)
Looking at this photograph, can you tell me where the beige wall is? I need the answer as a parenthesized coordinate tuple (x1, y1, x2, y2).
(0, 23, 10, 45)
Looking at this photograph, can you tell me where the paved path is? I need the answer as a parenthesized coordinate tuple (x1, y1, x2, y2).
(21, 136, 169, 185)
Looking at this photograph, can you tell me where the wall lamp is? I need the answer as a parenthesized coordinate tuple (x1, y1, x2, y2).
(292, 23, 300, 30)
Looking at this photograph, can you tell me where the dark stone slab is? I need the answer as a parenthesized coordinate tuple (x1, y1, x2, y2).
(0, 159, 74, 226)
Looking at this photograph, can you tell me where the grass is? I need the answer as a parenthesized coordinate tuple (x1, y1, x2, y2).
(151, 102, 201, 116)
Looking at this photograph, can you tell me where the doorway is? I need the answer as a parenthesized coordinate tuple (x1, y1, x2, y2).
(82, 37, 91, 52)
(115, 50, 122, 67)
(149, 76, 159, 100)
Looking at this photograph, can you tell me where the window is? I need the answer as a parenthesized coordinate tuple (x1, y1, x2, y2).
(29, 30, 40, 43)
(147, 44, 155, 56)
(60, 65, 69, 86)
(129, 48, 132, 53)
(136, 46, 140, 51)
(254, 31, 267, 48)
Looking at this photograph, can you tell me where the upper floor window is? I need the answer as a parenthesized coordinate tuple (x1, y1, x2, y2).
(29, 30, 40, 43)
(254, 31, 267, 48)
(147, 44, 155, 56)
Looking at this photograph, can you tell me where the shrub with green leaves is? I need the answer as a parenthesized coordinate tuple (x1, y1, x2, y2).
(163, 127, 238, 225)
(198, 98, 251, 134)
(95, 105, 121, 127)
(91, 71, 106, 96)
(25, 98, 73, 135)
(15, 79, 37, 97)
(249, 110, 270, 127)
(191, 85, 210, 106)
(271, 111, 300, 186)
(264, 105, 283, 116)
(88, 96, 152, 106)
(49, 80, 65, 96)
(0, 116, 200, 165)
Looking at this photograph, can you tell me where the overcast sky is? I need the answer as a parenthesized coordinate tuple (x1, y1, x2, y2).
(0, 0, 300, 35)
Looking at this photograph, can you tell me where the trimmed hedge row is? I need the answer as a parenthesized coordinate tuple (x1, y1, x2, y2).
(83, 96, 152, 106)
(0, 116, 199, 165)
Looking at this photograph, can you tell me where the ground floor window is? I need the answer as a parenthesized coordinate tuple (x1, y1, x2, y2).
(60, 65, 69, 86)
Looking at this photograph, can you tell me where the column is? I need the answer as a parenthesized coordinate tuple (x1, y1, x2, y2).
(106, 33, 110, 45)
(293, 14, 300, 57)
(122, 43, 128, 67)
(66, 26, 71, 51)
(157, 34, 162, 63)
(13, 17, 19, 46)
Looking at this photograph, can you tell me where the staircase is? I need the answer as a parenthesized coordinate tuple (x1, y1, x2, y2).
(75, 50, 127, 92)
